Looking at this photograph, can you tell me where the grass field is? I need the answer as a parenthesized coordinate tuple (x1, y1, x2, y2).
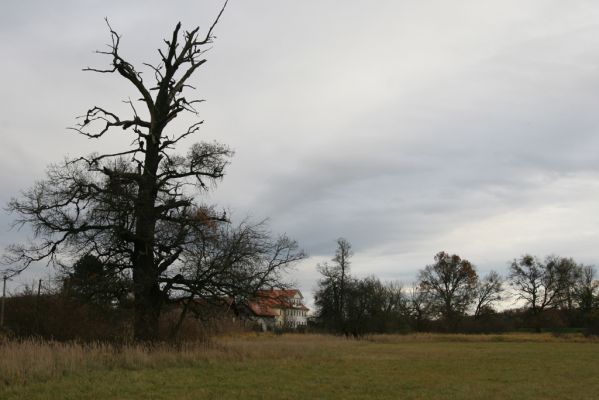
(1, 333, 598, 399)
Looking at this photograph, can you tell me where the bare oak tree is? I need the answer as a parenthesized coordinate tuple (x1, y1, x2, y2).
(3, 3, 304, 341)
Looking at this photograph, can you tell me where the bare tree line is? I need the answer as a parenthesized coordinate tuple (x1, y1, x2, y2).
(314, 240, 599, 336)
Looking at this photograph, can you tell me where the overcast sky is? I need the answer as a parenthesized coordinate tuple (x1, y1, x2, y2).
(2, 1, 599, 307)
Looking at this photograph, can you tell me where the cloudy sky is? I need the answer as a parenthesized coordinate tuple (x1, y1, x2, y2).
(2, 1, 599, 306)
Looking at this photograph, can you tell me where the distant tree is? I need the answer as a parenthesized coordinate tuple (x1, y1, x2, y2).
(314, 262, 342, 331)
(333, 238, 352, 322)
(572, 265, 598, 313)
(473, 271, 503, 318)
(383, 281, 408, 320)
(418, 251, 478, 325)
(314, 238, 353, 333)
(549, 256, 581, 310)
(406, 283, 433, 331)
(508, 255, 578, 316)
(343, 277, 407, 335)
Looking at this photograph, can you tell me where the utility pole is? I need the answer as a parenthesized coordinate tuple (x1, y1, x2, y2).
(1, 275, 6, 328)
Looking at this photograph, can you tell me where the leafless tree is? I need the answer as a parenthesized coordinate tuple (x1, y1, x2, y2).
(333, 238, 352, 320)
(406, 283, 433, 330)
(508, 255, 563, 315)
(573, 265, 598, 313)
(418, 251, 479, 324)
(3, 2, 304, 341)
(473, 271, 503, 318)
(167, 220, 305, 302)
(314, 261, 341, 328)
(314, 238, 353, 333)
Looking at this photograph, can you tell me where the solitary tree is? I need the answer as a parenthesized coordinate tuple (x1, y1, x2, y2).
(3, 3, 304, 341)
(418, 251, 478, 325)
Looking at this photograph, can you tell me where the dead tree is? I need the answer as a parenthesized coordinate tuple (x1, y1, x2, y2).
(3, 2, 304, 341)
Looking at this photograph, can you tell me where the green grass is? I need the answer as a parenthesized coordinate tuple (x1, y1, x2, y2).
(2, 334, 598, 399)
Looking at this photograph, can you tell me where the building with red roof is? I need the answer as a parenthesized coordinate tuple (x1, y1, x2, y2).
(246, 289, 309, 331)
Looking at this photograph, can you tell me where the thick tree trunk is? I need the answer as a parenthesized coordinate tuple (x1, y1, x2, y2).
(132, 126, 163, 341)
(132, 211, 161, 340)
(133, 260, 161, 341)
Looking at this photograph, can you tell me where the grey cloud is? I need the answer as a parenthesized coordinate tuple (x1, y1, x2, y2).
(3, 1, 599, 298)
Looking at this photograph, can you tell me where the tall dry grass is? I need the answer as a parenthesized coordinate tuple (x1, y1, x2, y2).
(0, 339, 208, 386)
(1, 332, 596, 387)
(0, 333, 347, 386)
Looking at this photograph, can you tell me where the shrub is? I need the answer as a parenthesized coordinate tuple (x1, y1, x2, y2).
(583, 310, 599, 336)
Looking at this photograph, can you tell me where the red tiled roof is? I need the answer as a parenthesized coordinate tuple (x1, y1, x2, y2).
(247, 289, 309, 317)
(255, 289, 302, 299)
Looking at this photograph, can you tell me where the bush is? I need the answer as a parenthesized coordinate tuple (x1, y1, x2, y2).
(583, 310, 599, 336)
(4, 294, 130, 341)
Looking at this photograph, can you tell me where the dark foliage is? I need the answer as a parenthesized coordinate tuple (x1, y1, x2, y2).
(61, 254, 131, 307)
(3, 293, 130, 341)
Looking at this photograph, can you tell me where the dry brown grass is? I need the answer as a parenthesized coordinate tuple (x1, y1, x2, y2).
(1, 332, 596, 387)
(0, 333, 336, 386)
(0, 336, 273, 386)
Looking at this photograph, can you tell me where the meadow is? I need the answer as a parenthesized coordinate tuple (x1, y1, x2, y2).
(1, 333, 598, 399)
